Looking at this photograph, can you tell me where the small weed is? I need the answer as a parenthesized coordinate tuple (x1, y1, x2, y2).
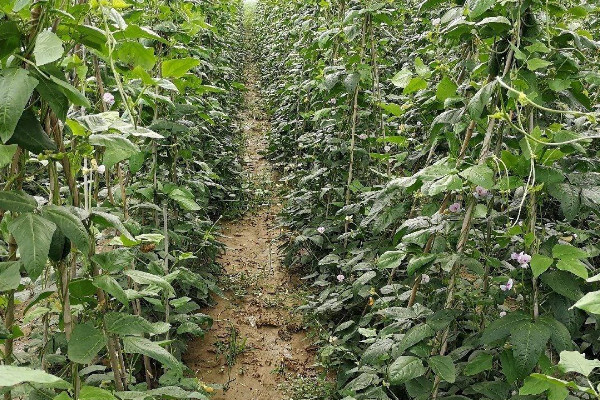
(214, 325, 248, 390)
(280, 375, 334, 400)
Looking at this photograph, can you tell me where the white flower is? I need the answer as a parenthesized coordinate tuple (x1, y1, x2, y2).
(317, 226, 326, 234)
(421, 274, 430, 284)
(337, 274, 345, 282)
(500, 278, 514, 292)
(103, 92, 115, 107)
(97, 165, 106, 174)
(384, 145, 391, 153)
(499, 311, 507, 317)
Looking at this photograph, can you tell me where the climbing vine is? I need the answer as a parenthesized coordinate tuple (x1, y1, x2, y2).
(0, 0, 245, 399)
(256, 0, 600, 399)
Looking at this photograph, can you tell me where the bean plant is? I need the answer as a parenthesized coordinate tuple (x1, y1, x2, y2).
(255, 0, 600, 399)
(0, 0, 245, 399)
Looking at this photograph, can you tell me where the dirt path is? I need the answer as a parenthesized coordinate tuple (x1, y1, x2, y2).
(184, 62, 316, 400)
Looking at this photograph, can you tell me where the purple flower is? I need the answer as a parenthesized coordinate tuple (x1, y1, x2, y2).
(358, 134, 368, 140)
(500, 278, 514, 292)
(474, 186, 490, 199)
(337, 274, 345, 282)
(421, 274, 430, 284)
(317, 226, 325, 234)
(511, 251, 531, 268)
(449, 202, 461, 213)
(103, 92, 115, 107)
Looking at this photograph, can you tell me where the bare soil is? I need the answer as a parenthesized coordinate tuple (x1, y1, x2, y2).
(184, 62, 317, 400)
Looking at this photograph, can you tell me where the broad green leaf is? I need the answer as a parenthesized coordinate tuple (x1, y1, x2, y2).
(511, 321, 551, 374)
(556, 258, 588, 279)
(42, 205, 90, 253)
(116, 41, 156, 70)
(428, 355, 456, 383)
(0, 261, 21, 291)
(68, 322, 106, 364)
(426, 174, 462, 196)
(391, 69, 412, 88)
(168, 188, 201, 211)
(0, 144, 17, 168)
(379, 102, 403, 116)
(124, 270, 175, 297)
(89, 134, 140, 168)
(79, 386, 117, 400)
(558, 351, 600, 377)
(8, 214, 56, 281)
(0, 69, 39, 142)
(459, 164, 494, 189)
(0, 190, 38, 213)
(90, 210, 134, 241)
(378, 250, 406, 269)
(539, 317, 572, 353)
(8, 109, 58, 153)
(468, 81, 496, 119)
(464, 353, 493, 376)
(104, 312, 170, 336)
(123, 336, 182, 373)
(0, 366, 70, 388)
(34, 30, 64, 66)
(481, 311, 530, 344)
(389, 356, 426, 385)
(161, 58, 200, 78)
(527, 58, 552, 71)
(93, 275, 129, 305)
(49, 75, 90, 108)
(572, 290, 600, 314)
(469, 0, 495, 18)
(398, 323, 435, 352)
(361, 338, 394, 365)
(404, 77, 427, 94)
(414, 57, 430, 78)
(116, 386, 209, 400)
(436, 76, 457, 102)
(552, 244, 588, 259)
(541, 271, 583, 301)
(530, 254, 553, 278)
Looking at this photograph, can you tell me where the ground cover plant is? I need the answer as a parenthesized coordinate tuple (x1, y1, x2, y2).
(254, 0, 600, 399)
(0, 0, 246, 398)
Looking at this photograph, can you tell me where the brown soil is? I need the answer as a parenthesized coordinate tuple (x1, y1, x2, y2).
(183, 62, 317, 399)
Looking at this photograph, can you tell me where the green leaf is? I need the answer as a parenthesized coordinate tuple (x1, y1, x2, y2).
(436, 76, 458, 102)
(33, 30, 64, 66)
(104, 312, 170, 336)
(0, 261, 21, 291)
(459, 164, 494, 189)
(558, 351, 600, 377)
(89, 134, 140, 168)
(168, 188, 201, 211)
(481, 311, 530, 344)
(468, 81, 496, 119)
(42, 205, 90, 253)
(93, 275, 129, 305)
(428, 355, 456, 383)
(123, 336, 182, 373)
(547, 183, 580, 222)
(0, 68, 39, 143)
(398, 323, 435, 352)
(391, 69, 412, 88)
(161, 58, 201, 78)
(0, 144, 17, 168)
(116, 41, 156, 70)
(552, 244, 588, 259)
(90, 210, 134, 241)
(0, 190, 38, 213)
(388, 356, 426, 385)
(379, 102, 403, 116)
(527, 58, 552, 71)
(124, 270, 175, 297)
(68, 322, 106, 364)
(8, 109, 58, 153)
(8, 214, 56, 281)
(378, 251, 406, 269)
(511, 321, 551, 374)
(539, 317, 572, 353)
(572, 290, 600, 314)
(79, 386, 117, 400)
(469, 0, 495, 18)
(556, 258, 588, 279)
(426, 174, 462, 196)
(404, 77, 427, 94)
(0, 366, 70, 388)
(464, 353, 493, 376)
(530, 254, 553, 278)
